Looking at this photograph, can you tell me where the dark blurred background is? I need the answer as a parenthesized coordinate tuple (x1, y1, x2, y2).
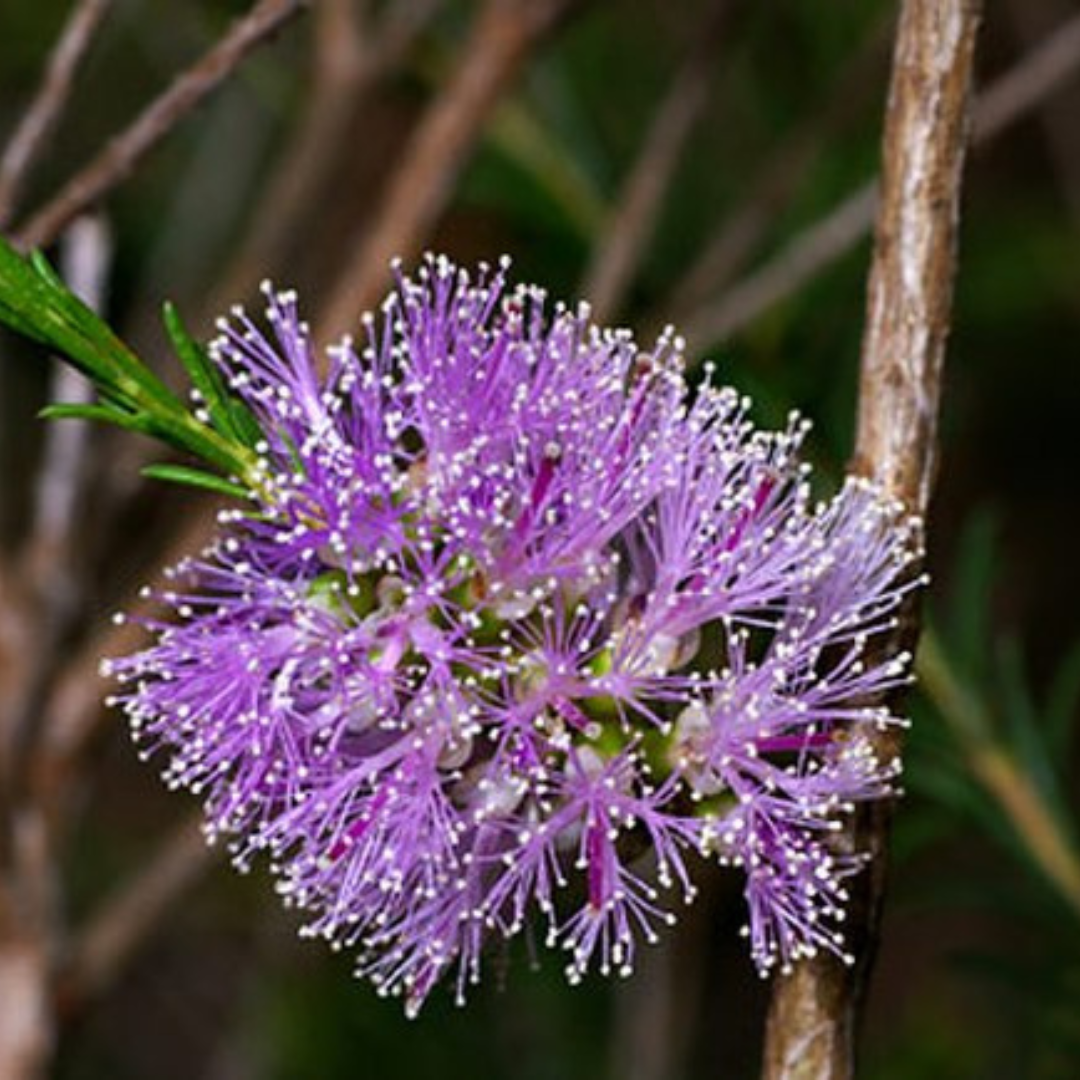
(1, 1, 1079, 1077)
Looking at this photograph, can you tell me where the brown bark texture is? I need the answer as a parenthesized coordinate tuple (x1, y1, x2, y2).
(761, 2, 983, 1078)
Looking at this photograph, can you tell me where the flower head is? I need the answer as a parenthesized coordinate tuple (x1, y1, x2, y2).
(107, 255, 920, 1014)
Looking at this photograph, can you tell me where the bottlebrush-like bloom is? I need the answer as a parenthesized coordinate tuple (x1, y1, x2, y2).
(106, 255, 920, 1015)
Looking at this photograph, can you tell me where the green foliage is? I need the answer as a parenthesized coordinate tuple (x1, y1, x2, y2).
(897, 513, 1080, 1076)
(914, 515, 1080, 872)
(0, 233, 261, 496)
(162, 301, 262, 450)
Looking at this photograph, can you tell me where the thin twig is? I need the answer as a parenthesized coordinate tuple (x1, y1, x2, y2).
(26, 216, 111, 579)
(316, 0, 581, 347)
(0, 0, 115, 229)
(580, 0, 735, 323)
(975, 7, 1080, 137)
(683, 185, 877, 347)
(2, 217, 114, 820)
(1, 213, 114, 867)
(0, 814, 53, 1080)
(851, 5, 981, 504)
(1002, 0, 1080, 224)
(0, 217, 113, 832)
(662, 16, 890, 325)
(682, 8, 1080, 349)
(762, 4, 983, 1079)
(211, 0, 444, 310)
(0, 214, 117, 1080)
(12, 0, 309, 253)
(56, 815, 215, 1014)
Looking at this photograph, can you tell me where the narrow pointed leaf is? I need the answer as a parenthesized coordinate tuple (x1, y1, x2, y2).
(40, 401, 146, 433)
(141, 463, 252, 499)
(29, 249, 65, 289)
(163, 301, 260, 449)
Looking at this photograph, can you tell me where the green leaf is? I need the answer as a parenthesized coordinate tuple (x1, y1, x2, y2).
(0, 234, 181, 411)
(141, 463, 252, 499)
(29, 249, 65, 289)
(997, 638, 1077, 844)
(0, 233, 264, 494)
(163, 302, 261, 448)
(40, 401, 146, 433)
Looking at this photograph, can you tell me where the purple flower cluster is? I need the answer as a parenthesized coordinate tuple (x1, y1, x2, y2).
(107, 256, 920, 1014)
